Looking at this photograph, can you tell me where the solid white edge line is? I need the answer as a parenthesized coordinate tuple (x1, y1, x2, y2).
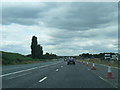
(1, 67, 37, 77)
(7, 72, 31, 80)
(89, 68, 118, 88)
(1, 61, 62, 77)
(98, 76, 105, 81)
(39, 77, 47, 82)
(82, 61, 118, 88)
(98, 75, 118, 88)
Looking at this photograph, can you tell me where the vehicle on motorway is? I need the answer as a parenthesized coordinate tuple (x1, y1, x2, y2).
(104, 53, 119, 61)
(67, 57, 75, 65)
(111, 54, 118, 61)
(104, 54, 111, 61)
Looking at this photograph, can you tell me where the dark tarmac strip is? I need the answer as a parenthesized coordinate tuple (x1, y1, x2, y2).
(2, 60, 118, 88)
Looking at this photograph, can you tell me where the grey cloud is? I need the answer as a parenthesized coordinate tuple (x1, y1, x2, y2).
(3, 18, 38, 25)
(2, 2, 60, 25)
(2, 44, 29, 55)
(82, 44, 117, 53)
(2, 2, 117, 30)
(43, 2, 117, 31)
(49, 26, 117, 46)
(2, 2, 118, 55)
(50, 41, 117, 55)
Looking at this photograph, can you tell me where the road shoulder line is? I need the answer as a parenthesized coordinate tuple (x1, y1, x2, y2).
(1, 61, 62, 77)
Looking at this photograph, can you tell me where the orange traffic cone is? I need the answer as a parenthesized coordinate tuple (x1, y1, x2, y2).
(107, 64, 112, 78)
(86, 62, 89, 67)
(91, 62, 96, 70)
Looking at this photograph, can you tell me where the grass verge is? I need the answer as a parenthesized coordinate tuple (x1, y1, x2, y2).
(77, 58, 120, 68)
(1, 51, 59, 65)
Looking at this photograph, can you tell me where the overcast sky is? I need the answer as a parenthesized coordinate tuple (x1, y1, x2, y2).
(1, 2, 118, 56)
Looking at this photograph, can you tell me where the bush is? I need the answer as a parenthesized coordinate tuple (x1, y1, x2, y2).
(1, 51, 59, 65)
(2, 51, 35, 65)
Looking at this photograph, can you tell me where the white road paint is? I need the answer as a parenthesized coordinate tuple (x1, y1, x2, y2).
(98, 76, 105, 81)
(7, 72, 31, 80)
(39, 77, 47, 82)
(90, 69, 118, 88)
(1, 61, 62, 77)
(61, 66, 63, 68)
(98, 75, 118, 88)
(1, 67, 38, 77)
(56, 69, 59, 72)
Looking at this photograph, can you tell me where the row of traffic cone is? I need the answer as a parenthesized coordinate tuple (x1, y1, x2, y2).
(81, 61, 112, 78)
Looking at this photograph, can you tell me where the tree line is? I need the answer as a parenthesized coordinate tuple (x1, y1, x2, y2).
(79, 53, 116, 60)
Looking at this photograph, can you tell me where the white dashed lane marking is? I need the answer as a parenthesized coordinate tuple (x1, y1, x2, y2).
(39, 77, 47, 82)
(56, 69, 59, 72)
(61, 66, 63, 68)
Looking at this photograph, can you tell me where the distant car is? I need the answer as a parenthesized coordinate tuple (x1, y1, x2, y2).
(104, 54, 111, 61)
(67, 58, 75, 65)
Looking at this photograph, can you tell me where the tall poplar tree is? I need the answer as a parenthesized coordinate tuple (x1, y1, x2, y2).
(31, 36, 38, 59)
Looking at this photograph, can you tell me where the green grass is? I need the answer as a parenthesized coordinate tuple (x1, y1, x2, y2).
(77, 58, 120, 68)
(1, 51, 58, 65)
(95, 60, 120, 68)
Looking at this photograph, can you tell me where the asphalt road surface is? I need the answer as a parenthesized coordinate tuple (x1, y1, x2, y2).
(1, 59, 119, 88)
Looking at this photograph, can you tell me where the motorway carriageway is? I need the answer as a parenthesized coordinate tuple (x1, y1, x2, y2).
(1, 59, 119, 88)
